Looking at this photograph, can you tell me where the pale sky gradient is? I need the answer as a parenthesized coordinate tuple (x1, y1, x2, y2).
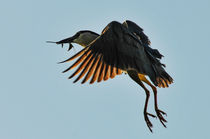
(1, 0, 210, 139)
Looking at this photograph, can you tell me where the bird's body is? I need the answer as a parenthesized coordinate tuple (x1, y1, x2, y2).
(48, 20, 173, 132)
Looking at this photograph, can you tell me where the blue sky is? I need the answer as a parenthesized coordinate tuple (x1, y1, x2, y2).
(1, 0, 210, 138)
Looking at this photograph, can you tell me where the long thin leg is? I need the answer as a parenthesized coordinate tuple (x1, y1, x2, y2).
(127, 71, 156, 132)
(153, 88, 167, 127)
(138, 74, 167, 127)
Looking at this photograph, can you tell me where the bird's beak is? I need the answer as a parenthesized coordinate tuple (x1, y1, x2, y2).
(46, 36, 75, 51)
(68, 43, 74, 51)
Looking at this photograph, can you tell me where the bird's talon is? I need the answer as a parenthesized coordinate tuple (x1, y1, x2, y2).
(159, 109, 167, 115)
(144, 112, 156, 132)
(155, 109, 167, 127)
(147, 112, 156, 118)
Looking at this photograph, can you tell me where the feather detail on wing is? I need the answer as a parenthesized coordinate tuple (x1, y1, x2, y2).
(60, 21, 173, 87)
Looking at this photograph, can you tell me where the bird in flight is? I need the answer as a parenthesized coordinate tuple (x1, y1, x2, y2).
(47, 20, 173, 132)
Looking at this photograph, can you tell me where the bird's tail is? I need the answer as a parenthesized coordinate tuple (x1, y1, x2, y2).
(152, 65, 173, 88)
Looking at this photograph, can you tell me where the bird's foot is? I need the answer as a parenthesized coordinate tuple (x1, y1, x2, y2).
(144, 112, 156, 132)
(155, 108, 167, 128)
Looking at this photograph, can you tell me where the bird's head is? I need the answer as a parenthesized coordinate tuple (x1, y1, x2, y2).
(47, 30, 99, 51)
(73, 30, 99, 47)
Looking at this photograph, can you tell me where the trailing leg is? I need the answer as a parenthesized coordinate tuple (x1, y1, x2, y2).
(128, 71, 156, 132)
(138, 74, 167, 127)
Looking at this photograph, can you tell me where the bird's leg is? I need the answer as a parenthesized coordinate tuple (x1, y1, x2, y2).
(153, 89, 167, 127)
(127, 71, 156, 132)
(138, 74, 167, 128)
(143, 86, 156, 132)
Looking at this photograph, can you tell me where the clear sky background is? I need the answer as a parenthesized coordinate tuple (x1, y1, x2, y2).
(1, 0, 210, 138)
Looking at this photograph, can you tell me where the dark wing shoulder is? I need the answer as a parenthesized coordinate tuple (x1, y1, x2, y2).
(90, 21, 151, 72)
(123, 20, 151, 45)
(123, 20, 163, 59)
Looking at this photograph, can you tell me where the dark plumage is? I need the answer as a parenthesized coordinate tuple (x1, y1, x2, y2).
(48, 20, 173, 132)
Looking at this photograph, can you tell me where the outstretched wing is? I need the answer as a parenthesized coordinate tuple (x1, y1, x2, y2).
(61, 21, 172, 86)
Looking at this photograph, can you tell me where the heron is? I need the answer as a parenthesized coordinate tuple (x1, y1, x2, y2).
(47, 20, 173, 132)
